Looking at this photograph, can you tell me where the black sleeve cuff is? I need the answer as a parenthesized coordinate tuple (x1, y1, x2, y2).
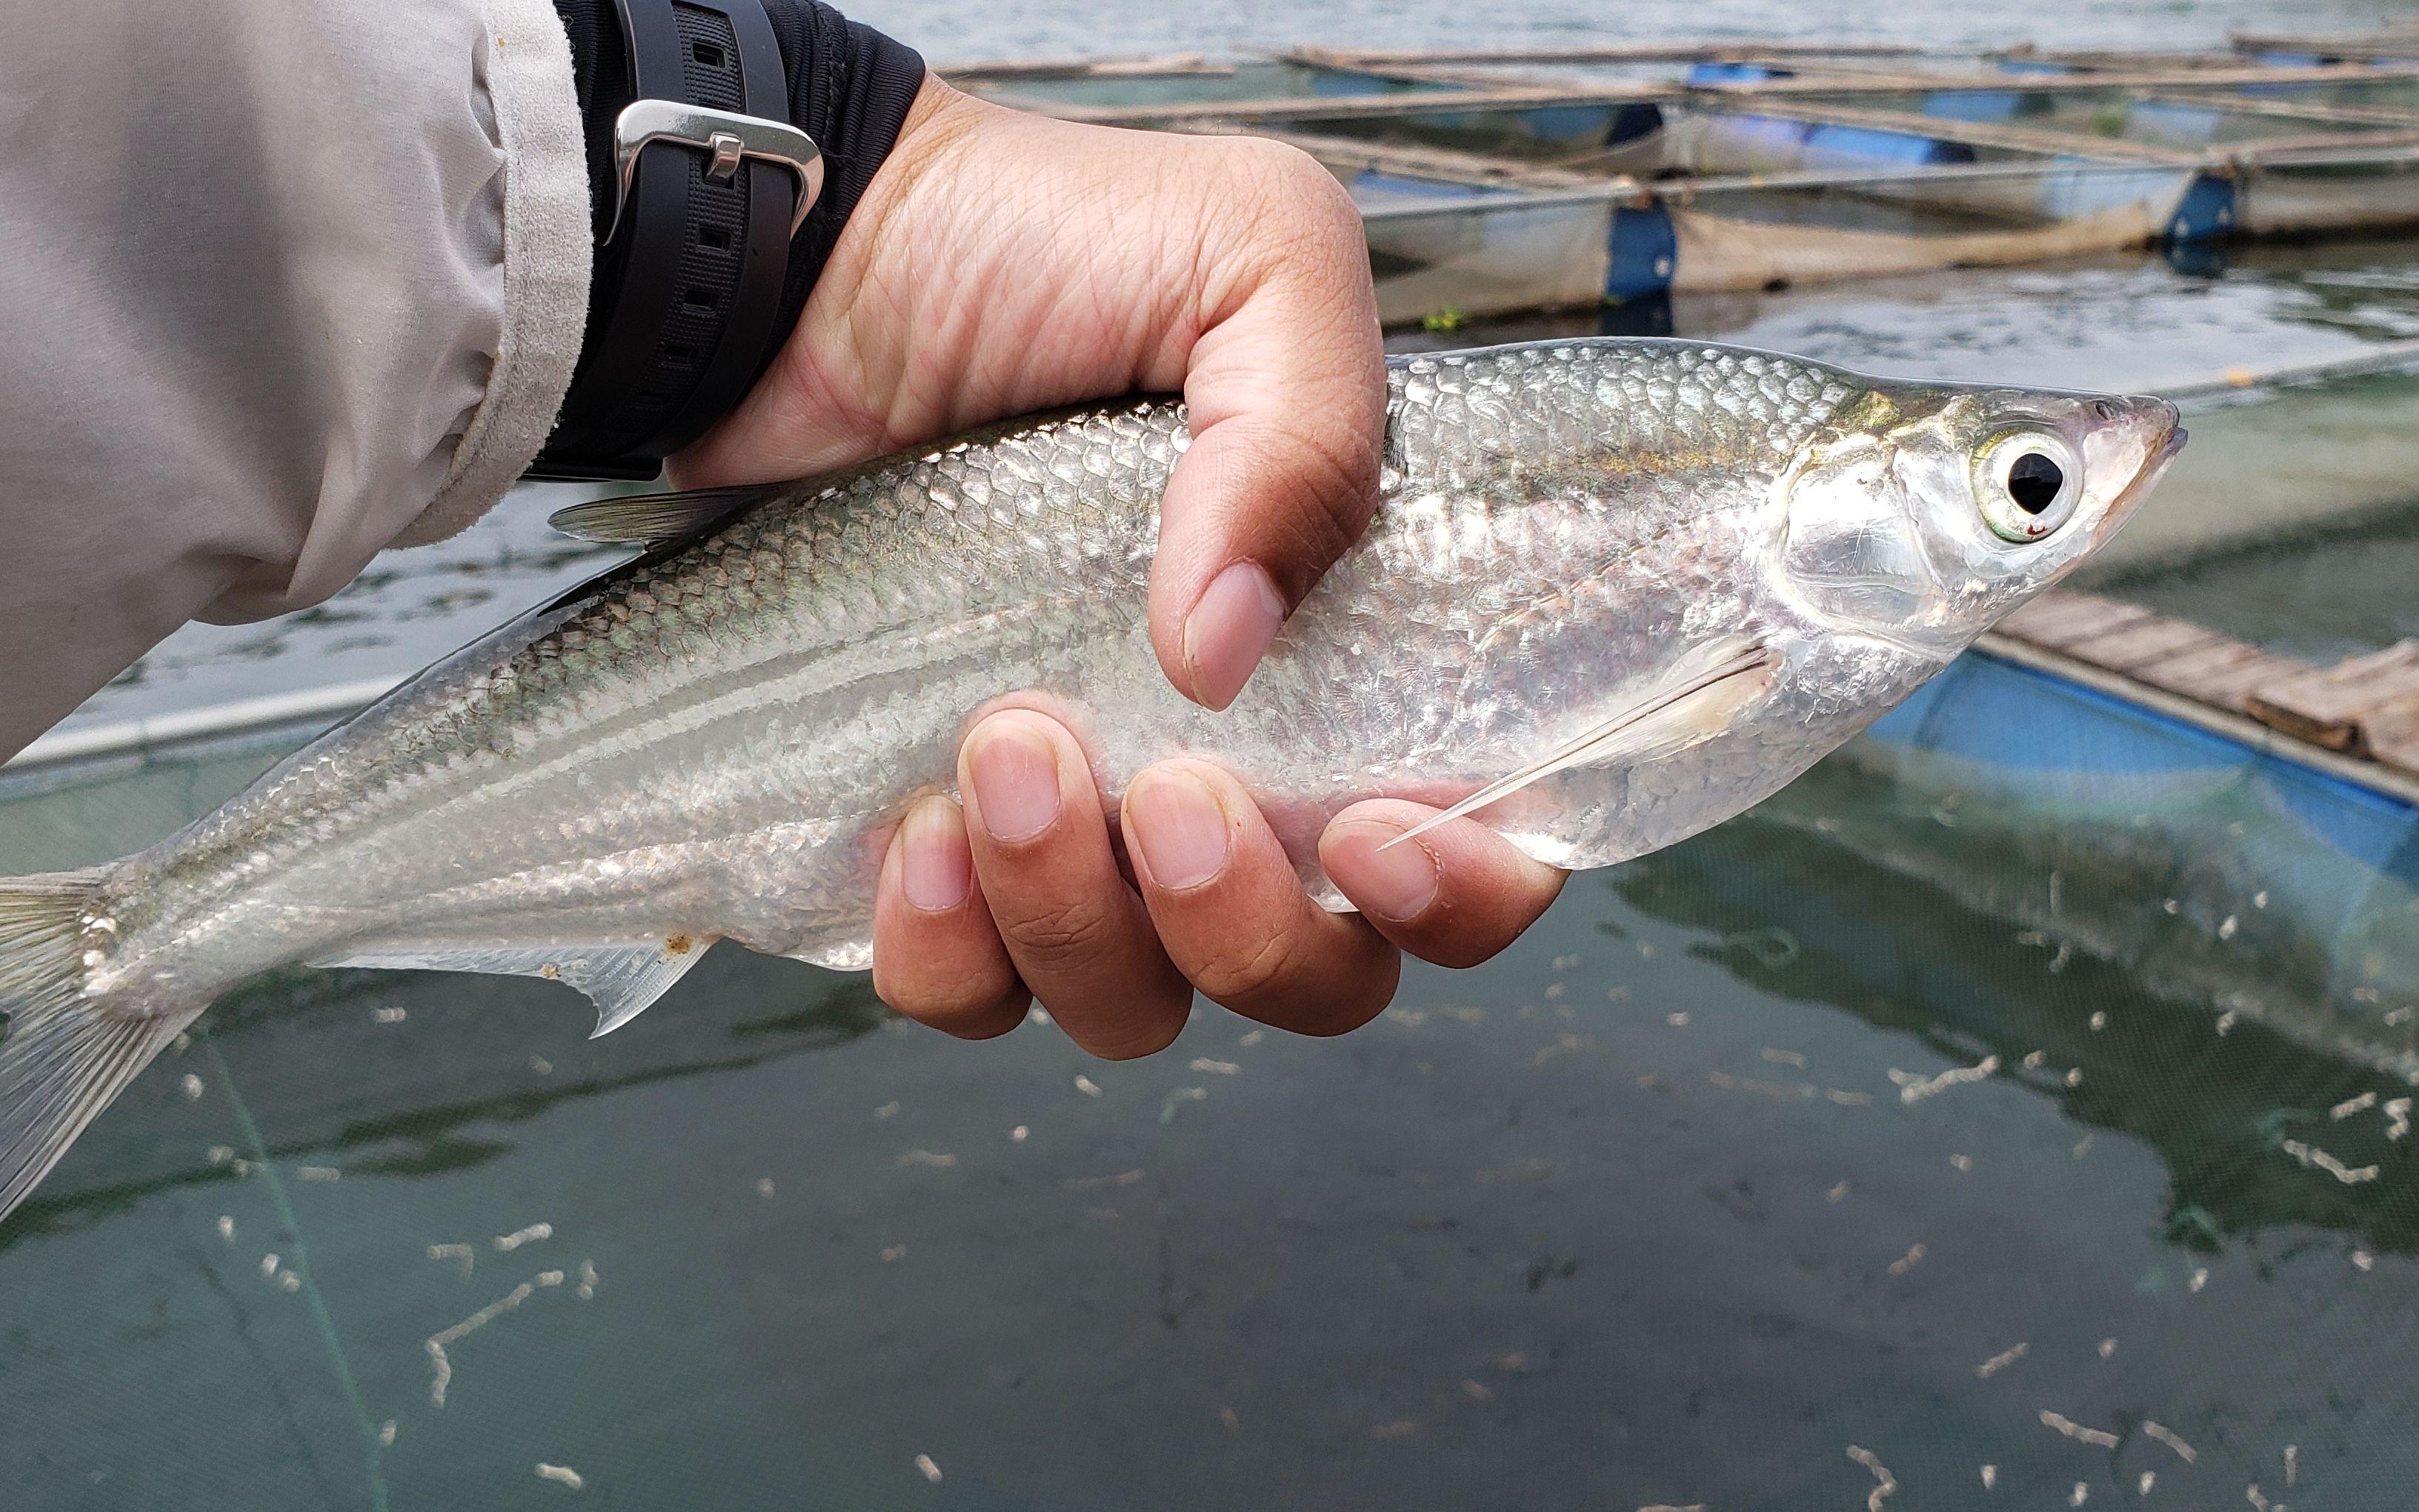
(550, 0, 924, 442)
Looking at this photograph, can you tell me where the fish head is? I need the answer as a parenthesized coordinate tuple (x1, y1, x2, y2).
(1775, 380, 2185, 659)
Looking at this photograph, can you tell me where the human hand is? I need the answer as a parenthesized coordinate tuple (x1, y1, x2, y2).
(681, 77, 1565, 1050)
(868, 707, 1566, 1056)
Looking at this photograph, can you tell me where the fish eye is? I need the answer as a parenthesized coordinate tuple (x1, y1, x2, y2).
(1974, 430, 2082, 543)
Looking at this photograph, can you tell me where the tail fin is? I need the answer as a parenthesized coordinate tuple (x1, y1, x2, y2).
(0, 870, 183, 1223)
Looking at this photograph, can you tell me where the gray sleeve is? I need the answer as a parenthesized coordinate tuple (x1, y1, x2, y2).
(0, 0, 592, 757)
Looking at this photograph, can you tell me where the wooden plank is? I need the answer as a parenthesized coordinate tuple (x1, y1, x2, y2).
(1708, 98, 2208, 164)
(1992, 590, 2155, 650)
(1717, 61, 2419, 98)
(2366, 696, 2419, 776)
(2136, 88, 2419, 130)
(2246, 641, 2419, 750)
(940, 53, 1215, 81)
(2129, 637, 2292, 710)
(2068, 618, 2229, 674)
(1291, 41, 1927, 67)
(1243, 128, 1618, 190)
(1006, 82, 1686, 127)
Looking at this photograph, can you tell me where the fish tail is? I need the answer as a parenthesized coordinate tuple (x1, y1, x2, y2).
(0, 868, 185, 1224)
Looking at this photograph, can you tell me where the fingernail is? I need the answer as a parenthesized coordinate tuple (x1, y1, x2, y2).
(1127, 767, 1231, 891)
(1183, 562, 1286, 710)
(1331, 822, 1438, 922)
(967, 717, 1062, 844)
(898, 798, 972, 911)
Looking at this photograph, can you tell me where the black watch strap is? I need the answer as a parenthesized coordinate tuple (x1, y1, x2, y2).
(534, 0, 809, 480)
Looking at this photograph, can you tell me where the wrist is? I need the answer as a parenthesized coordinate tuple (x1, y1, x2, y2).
(536, 0, 922, 479)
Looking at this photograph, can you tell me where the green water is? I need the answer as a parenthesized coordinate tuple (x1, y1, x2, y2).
(4, 667, 2416, 1511)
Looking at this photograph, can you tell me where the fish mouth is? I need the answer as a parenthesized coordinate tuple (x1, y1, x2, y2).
(2094, 403, 2187, 544)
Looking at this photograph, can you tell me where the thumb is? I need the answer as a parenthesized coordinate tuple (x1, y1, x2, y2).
(1149, 156, 1385, 710)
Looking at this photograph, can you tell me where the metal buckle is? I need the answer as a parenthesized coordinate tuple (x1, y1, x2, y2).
(608, 99, 824, 241)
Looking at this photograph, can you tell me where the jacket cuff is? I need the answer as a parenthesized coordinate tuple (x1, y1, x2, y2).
(399, 0, 594, 547)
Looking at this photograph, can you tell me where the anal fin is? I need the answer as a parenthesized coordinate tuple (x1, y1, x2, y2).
(1385, 635, 1777, 850)
(313, 937, 715, 1038)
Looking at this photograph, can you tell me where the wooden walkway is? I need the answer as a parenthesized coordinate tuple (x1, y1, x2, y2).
(1990, 591, 2419, 781)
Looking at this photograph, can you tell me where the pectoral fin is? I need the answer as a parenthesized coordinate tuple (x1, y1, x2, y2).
(548, 486, 775, 546)
(1383, 636, 1777, 850)
(313, 937, 715, 1037)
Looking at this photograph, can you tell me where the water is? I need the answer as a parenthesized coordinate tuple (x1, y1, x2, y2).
(3, 649, 2415, 1509)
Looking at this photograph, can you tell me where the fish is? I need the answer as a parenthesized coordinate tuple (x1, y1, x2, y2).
(0, 337, 2182, 1221)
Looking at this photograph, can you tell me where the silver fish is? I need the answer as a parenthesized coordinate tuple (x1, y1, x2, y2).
(0, 338, 2182, 1219)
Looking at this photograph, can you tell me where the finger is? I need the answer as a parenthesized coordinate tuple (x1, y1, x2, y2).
(957, 710, 1193, 1059)
(1123, 761, 1400, 1036)
(1150, 141, 1386, 710)
(1318, 801, 1568, 969)
(871, 796, 1028, 1039)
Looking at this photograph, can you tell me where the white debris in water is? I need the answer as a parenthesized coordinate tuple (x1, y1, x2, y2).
(1010, 1125, 1028, 1142)
(2089, 1012, 2106, 1031)
(1543, 983, 1565, 1001)
(1219, 1407, 1240, 1430)
(2280, 1139, 2378, 1184)
(2098, 1338, 2117, 1359)
(1977, 1464, 1997, 1490)
(576, 1259, 597, 1300)
(1828, 1182, 1851, 1204)
(1666, 1012, 1688, 1027)
(298, 1166, 339, 1182)
(535, 1462, 583, 1490)
(1974, 1342, 2029, 1379)
(1888, 1245, 1926, 1276)
(755, 1178, 775, 1198)
(2353, 1250, 2375, 1271)
(529, 1056, 551, 1075)
(1074, 1076, 1102, 1097)
(1846, 1445, 1896, 1511)
(1891, 1055, 1999, 1105)
(2040, 1410, 2120, 1448)
(2219, 915, 2238, 940)
(1238, 1029, 1265, 1046)
(1551, 953, 1580, 970)
(914, 1453, 942, 1483)
(2065, 1067, 2083, 1088)
(880, 1245, 907, 1262)
(874, 1101, 900, 1119)
(2253, 890, 2268, 908)
(1027, 1005, 1052, 1028)
(1826, 1089, 1874, 1106)
(2139, 1471, 2155, 1495)
(261, 1253, 279, 1278)
(181, 1075, 204, 1101)
(2216, 1011, 2238, 1036)
(2284, 1445, 2297, 1486)
(173, 1032, 190, 1054)
(1189, 1058, 1240, 1076)
(2332, 1090, 2377, 1119)
(1951, 1154, 1973, 1173)
(2070, 1482, 2089, 1506)
(429, 1244, 475, 1278)
(2145, 1422, 2199, 1463)
(899, 1150, 956, 1169)
(208, 1146, 233, 1165)
(379, 1420, 396, 1448)
(1763, 1048, 1807, 1068)
(373, 1007, 407, 1025)
(536, 1270, 565, 1287)
(2191, 1268, 2209, 1293)
(2387, 1099, 2412, 1140)
(2245, 1486, 2271, 1511)
(215, 1216, 234, 1242)
(426, 1282, 536, 1407)
(276, 1269, 301, 1292)
(2072, 1135, 2095, 1159)
(2024, 1050, 2047, 1068)
(230, 1159, 253, 1178)
(1461, 1379, 1491, 1401)
(493, 1222, 553, 1251)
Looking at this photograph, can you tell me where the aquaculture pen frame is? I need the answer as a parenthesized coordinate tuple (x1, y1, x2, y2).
(942, 36, 2419, 326)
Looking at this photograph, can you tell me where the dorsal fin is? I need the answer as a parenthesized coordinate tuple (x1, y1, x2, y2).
(312, 938, 715, 1037)
(1383, 636, 1778, 850)
(547, 485, 775, 546)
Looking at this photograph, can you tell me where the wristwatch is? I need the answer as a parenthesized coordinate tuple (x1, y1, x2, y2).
(530, 0, 824, 481)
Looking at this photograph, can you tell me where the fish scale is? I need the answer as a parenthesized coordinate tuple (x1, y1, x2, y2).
(0, 337, 2185, 1223)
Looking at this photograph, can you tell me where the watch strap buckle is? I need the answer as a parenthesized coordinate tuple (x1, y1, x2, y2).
(608, 100, 823, 241)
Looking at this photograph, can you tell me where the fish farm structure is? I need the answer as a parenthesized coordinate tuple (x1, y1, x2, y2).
(948, 27, 2419, 326)
(7, 22, 2419, 1512)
